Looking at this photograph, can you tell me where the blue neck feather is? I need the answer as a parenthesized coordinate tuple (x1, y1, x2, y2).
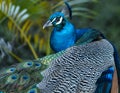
(50, 21, 76, 52)
(76, 28, 90, 40)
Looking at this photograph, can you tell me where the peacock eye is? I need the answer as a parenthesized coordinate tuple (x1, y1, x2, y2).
(35, 63, 41, 67)
(9, 68, 16, 72)
(11, 75, 17, 80)
(27, 62, 33, 66)
(22, 75, 29, 80)
(56, 17, 60, 22)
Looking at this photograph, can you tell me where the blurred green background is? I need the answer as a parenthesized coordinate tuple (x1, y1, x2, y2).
(0, 0, 120, 67)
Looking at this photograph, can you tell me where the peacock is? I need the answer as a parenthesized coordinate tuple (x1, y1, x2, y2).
(0, 2, 120, 93)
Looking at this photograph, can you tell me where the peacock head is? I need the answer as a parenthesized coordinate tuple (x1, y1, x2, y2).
(43, 12, 66, 29)
(43, 2, 72, 29)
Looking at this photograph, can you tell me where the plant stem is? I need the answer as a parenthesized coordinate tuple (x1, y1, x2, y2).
(9, 52, 23, 62)
(52, 1, 64, 9)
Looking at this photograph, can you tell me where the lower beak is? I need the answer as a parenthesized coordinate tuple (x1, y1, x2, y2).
(43, 20, 53, 29)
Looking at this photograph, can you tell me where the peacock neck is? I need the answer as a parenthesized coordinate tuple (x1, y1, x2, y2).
(50, 21, 76, 52)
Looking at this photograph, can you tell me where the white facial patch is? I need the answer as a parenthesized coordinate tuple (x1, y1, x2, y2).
(56, 17, 63, 25)
(51, 18, 56, 23)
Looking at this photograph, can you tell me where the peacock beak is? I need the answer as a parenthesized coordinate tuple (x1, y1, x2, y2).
(43, 20, 53, 29)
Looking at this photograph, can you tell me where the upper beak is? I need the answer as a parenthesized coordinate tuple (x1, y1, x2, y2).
(43, 20, 53, 29)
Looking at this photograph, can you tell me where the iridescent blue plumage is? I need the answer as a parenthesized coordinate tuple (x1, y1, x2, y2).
(95, 67, 114, 93)
(76, 28, 90, 40)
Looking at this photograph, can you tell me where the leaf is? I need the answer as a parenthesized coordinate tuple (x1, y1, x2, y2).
(0, 1, 29, 25)
(72, 12, 94, 18)
(20, 20, 32, 40)
(69, 0, 94, 6)
(72, 7, 97, 15)
(34, 34, 39, 49)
